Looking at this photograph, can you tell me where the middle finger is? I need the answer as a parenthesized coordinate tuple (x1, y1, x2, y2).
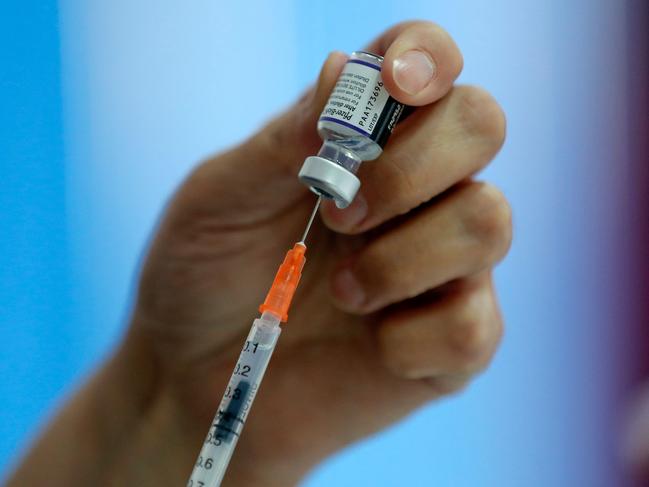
(329, 181, 512, 314)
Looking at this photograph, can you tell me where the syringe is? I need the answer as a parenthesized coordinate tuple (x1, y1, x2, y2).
(187, 197, 321, 487)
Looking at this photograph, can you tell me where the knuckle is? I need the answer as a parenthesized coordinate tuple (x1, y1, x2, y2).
(249, 112, 311, 175)
(377, 319, 421, 378)
(255, 117, 295, 168)
(354, 241, 409, 298)
(391, 156, 419, 196)
(369, 153, 420, 204)
(447, 298, 497, 373)
(377, 323, 415, 377)
(454, 85, 506, 153)
(465, 183, 513, 262)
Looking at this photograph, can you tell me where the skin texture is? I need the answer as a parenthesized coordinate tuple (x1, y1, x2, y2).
(8, 21, 511, 487)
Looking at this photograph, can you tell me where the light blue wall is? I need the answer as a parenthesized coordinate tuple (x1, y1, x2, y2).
(2, 1, 631, 485)
(0, 0, 72, 477)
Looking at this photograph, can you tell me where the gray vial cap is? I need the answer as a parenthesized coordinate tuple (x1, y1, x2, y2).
(298, 156, 361, 209)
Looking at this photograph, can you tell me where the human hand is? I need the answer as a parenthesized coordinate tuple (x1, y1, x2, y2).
(124, 21, 511, 486)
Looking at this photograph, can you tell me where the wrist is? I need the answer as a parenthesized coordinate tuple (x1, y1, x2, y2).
(5, 327, 159, 486)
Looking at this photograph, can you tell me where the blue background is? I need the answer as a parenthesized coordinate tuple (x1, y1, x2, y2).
(1, 0, 632, 485)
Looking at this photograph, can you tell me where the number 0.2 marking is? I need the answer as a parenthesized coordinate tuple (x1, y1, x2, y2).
(233, 363, 251, 377)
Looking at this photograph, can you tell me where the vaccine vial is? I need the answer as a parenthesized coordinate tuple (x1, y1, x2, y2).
(298, 51, 406, 208)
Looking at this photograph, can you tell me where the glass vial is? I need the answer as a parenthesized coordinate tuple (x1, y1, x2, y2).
(298, 51, 406, 208)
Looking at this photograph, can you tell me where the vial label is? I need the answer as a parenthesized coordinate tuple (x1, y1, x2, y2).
(320, 58, 404, 148)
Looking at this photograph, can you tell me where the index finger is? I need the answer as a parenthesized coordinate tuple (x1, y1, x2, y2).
(365, 20, 463, 106)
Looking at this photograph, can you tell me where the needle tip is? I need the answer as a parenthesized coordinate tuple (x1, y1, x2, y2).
(300, 196, 322, 244)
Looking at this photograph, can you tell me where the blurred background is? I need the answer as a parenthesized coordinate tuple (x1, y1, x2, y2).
(1, 0, 647, 485)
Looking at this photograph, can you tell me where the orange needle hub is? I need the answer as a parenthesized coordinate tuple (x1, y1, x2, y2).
(259, 242, 307, 322)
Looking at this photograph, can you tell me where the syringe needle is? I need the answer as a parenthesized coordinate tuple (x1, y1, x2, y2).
(299, 195, 322, 244)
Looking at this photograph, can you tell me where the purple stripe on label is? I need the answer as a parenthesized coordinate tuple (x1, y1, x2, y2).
(320, 116, 372, 136)
(347, 59, 381, 71)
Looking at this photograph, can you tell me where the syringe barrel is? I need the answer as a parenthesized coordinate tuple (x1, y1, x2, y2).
(187, 312, 282, 487)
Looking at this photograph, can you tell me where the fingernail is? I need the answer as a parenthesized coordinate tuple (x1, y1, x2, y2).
(332, 268, 365, 309)
(392, 50, 436, 95)
(323, 193, 368, 230)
